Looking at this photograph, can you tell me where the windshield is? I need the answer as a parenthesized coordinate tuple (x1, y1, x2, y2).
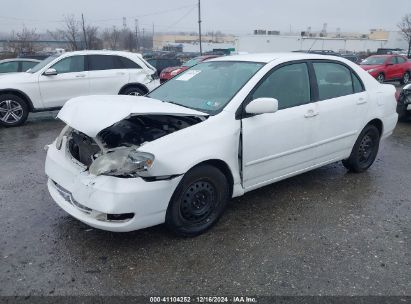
(148, 61, 264, 114)
(28, 55, 60, 73)
(182, 58, 201, 67)
(361, 56, 387, 65)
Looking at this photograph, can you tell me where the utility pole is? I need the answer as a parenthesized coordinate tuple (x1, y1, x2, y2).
(81, 13, 88, 49)
(135, 19, 139, 51)
(198, 0, 202, 55)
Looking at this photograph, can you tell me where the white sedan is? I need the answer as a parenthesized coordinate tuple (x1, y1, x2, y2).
(45, 53, 398, 236)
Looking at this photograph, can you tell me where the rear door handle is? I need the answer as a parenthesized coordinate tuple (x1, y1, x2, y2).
(75, 74, 86, 78)
(304, 109, 319, 118)
(357, 97, 367, 105)
(116, 72, 126, 75)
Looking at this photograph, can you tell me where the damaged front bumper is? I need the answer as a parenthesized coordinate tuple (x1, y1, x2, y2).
(45, 137, 183, 232)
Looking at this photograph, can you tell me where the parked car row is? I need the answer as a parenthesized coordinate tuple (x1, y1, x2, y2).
(0, 50, 160, 127)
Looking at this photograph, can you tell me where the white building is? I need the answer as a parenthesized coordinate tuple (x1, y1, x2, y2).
(235, 31, 408, 54)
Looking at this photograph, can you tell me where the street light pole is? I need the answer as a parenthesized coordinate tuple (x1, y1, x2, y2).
(198, 0, 202, 55)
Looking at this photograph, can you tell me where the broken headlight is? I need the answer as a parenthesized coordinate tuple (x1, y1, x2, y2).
(89, 147, 154, 177)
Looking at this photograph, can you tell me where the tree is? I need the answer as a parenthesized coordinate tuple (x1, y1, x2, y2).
(398, 14, 411, 57)
(8, 26, 39, 54)
(102, 26, 120, 50)
(85, 25, 101, 49)
(49, 15, 81, 50)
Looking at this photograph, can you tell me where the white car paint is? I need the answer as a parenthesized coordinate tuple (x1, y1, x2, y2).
(45, 52, 398, 232)
(0, 50, 160, 110)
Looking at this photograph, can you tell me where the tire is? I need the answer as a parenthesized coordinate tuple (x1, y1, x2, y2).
(342, 125, 380, 173)
(0, 94, 29, 127)
(376, 73, 385, 83)
(165, 165, 229, 237)
(120, 86, 146, 96)
(401, 72, 410, 85)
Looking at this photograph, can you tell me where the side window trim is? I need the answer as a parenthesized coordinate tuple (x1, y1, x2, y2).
(237, 60, 314, 119)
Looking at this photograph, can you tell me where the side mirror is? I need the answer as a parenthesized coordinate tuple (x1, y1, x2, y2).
(245, 97, 279, 115)
(44, 68, 57, 76)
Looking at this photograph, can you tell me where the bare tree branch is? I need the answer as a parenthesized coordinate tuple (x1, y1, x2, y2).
(398, 14, 411, 57)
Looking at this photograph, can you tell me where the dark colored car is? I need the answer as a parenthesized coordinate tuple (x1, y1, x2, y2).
(159, 55, 220, 83)
(0, 58, 41, 73)
(396, 83, 411, 120)
(360, 55, 411, 84)
(340, 54, 361, 64)
(146, 58, 182, 75)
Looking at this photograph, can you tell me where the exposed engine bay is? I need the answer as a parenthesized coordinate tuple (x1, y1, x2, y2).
(68, 114, 206, 167)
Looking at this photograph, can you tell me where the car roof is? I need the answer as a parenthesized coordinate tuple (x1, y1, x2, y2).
(61, 50, 143, 57)
(208, 52, 346, 63)
(0, 58, 41, 63)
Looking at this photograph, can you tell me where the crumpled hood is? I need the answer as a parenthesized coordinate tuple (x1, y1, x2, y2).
(57, 95, 208, 137)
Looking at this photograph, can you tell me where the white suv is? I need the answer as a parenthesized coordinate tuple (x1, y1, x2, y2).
(0, 50, 160, 127)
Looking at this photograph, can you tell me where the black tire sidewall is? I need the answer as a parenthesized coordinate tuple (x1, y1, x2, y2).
(120, 86, 145, 96)
(344, 125, 380, 172)
(0, 94, 29, 127)
(166, 165, 229, 236)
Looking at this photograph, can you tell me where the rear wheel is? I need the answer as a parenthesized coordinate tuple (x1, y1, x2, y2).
(401, 72, 410, 85)
(0, 94, 29, 127)
(342, 125, 380, 173)
(376, 73, 385, 83)
(165, 165, 229, 237)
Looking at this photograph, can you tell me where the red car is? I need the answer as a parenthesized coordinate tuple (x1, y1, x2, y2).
(159, 55, 220, 83)
(360, 55, 411, 84)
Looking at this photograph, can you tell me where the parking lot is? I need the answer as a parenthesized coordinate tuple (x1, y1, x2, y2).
(0, 88, 410, 296)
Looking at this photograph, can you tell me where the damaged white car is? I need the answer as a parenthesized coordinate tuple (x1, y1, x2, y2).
(45, 53, 398, 236)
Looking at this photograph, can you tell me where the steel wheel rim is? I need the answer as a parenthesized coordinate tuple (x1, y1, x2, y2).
(128, 91, 141, 96)
(0, 100, 23, 123)
(377, 74, 384, 83)
(404, 73, 410, 84)
(180, 180, 216, 223)
(358, 134, 374, 164)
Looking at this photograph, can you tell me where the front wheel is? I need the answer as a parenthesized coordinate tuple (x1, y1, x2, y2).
(342, 125, 380, 173)
(165, 165, 229, 237)
(0, 94, 29, 127)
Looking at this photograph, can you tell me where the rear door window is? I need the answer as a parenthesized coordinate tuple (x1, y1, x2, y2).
(313, 62, 354, 100)
(88, 55, 124, 71)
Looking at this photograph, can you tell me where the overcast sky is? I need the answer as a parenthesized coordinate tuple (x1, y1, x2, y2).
(0, 0, 410, 35)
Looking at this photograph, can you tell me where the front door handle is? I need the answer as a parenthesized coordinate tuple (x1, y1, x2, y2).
(357, 97, 367, 105)
(116, 72, 126, 75)
(75, 74, 86, 78)
(304, 109, 319, 118)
